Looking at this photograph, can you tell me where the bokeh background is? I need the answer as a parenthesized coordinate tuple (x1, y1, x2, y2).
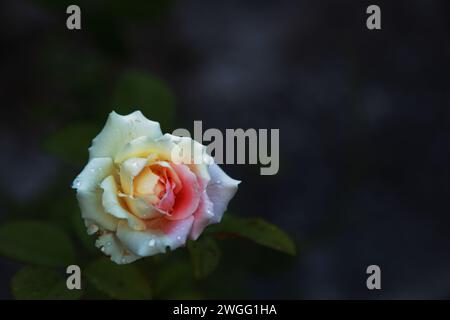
(1, 0, 450, 299)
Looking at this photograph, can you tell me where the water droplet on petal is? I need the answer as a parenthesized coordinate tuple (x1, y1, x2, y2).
(73, 179, 81, 188)
(87, 224, 99, 234)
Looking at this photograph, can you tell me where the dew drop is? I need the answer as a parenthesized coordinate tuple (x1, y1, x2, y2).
(101, 246, 106, 252)
(87, 224, 99, 234)
(148, 239, 156, 247)
(176, 236, 181, 240)
(216, 180, 221, 184)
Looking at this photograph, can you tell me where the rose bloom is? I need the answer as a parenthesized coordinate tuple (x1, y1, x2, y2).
(72, 111, 240, 264)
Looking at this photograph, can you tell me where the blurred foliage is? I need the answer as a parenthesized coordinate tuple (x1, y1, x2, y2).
(43, 123, 100, 165)
(0, 221, 75, 267)
(150, 250, 201, 299)
(0, 0, 297, 300)
(207, 215, 297, 256)
(85, 258, 152, 300)
(11, 266, 82, 300)
(187, 237, 221, 280)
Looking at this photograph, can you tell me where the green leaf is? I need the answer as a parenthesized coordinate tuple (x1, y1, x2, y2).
(152, 259, 198, 299)
(43, 123, 100, 165)
(0, 221, 75, 267)
(188, 237, 221, 279)
(111, 70, 175, 131)
(208, 215, 297, 256)
(85, 258, 152, 300)
(11, 266, 82, 300)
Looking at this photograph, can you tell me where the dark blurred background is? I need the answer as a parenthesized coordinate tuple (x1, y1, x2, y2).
(1, 0, 450, 299)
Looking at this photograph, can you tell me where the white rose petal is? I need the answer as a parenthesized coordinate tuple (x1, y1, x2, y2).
(77, 190, 118, 232)
(165, 134, 213, 183)
(89, 111, 162, 160)
(73, 157, 119, 231)
(122, 195, 162, 220)
(95, 232, 140, 265)
(114, 134, 176, 164)
(72, 157, 114, 192)
(206, 163, 241, 223)
(119, 157, 148, 195)
(100, 175, 146, 231)
(116, 217, 194, 257)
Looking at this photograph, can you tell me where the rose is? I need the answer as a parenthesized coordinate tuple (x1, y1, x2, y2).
(72, 111, 240, 264)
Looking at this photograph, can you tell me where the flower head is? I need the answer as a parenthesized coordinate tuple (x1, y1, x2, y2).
(73, 111, 240, 264)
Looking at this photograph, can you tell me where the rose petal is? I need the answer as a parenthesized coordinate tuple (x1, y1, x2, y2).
(72, 158, 119, 231)
(119, 157, 148, 195)
(72, 157, 114, 192)
(114, 134, 176, 164)
(116, 217, 194, 257)
(206, 163, 240, 223)
(134, 167, 160, 196)
(100, 175, 146, 231)
(165, 134, 213, 166)
(95, 232, 140, 264)
(166, 164, 201, 221)
(189, 190, 215, 240)
(158, 216, 194, 247)
(156, 180, 176, 213)
(122, 194, 162, 219)
(76, 191, 118, 232)
(151, 161, 182, 193)
(89, 111, 162, 160)
(156, 134, 213, 184)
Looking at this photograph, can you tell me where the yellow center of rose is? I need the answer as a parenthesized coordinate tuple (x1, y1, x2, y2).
(134, 167, 162, 197)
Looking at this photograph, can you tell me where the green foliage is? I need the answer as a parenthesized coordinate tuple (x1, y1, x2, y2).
(188, 237, 221, 279)
(111, 70, 175, 131)
(151, 255, 201, 299)
(85, 258, 152, 300)
(0, 220, 75, 267)
(207, 215, 297, 256)
(11, 266, 82, 300)
(43, 123, 100, 165)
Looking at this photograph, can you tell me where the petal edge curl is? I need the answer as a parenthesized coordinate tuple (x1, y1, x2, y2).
(89, 111, 162, 160)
